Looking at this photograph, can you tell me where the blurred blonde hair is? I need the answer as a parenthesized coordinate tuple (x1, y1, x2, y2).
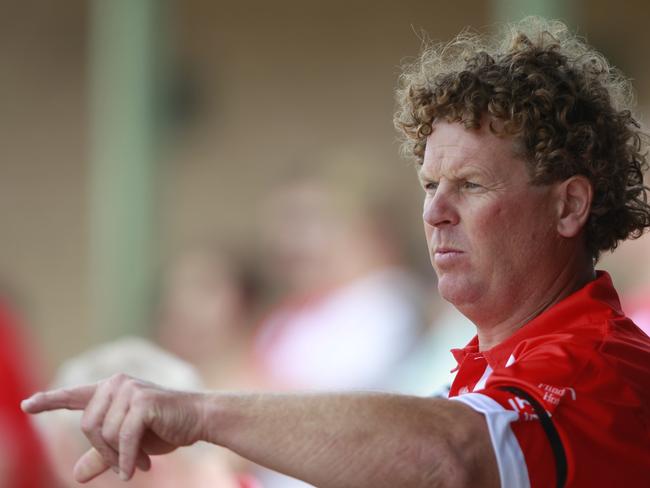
(35, 337, 205, 455)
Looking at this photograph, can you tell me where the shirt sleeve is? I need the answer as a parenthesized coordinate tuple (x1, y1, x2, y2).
(450, 344, 583, 488)
(451, 387, 559, 488)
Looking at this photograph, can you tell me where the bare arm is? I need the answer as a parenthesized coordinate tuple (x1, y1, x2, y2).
(203, 391, 498, 488)
(22, 375, 499, 488)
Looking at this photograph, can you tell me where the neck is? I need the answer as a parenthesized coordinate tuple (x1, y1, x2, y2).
(475, 256, 595, 351)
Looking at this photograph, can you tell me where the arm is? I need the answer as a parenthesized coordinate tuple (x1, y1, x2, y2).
(204, 391, 498, 488)
(22, 375, 499, 488)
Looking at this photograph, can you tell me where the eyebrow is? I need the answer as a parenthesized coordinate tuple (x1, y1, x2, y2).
(417, 166, 485, 182)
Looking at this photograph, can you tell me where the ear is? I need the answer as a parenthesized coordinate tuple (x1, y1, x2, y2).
(555, 175, 593, 238)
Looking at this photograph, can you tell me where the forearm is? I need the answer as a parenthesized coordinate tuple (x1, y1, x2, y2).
(200, 391, 490, 488)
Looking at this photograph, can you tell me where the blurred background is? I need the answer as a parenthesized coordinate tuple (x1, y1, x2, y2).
(1, 0, 649, 486)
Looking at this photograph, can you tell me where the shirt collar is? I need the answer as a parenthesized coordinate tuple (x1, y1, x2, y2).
(450, 270, 622, 370)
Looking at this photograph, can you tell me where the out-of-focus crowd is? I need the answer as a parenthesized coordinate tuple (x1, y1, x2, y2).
(2, 169, 649, 488)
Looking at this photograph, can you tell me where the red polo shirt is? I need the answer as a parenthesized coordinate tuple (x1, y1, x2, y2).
(448, 272, 650, 488)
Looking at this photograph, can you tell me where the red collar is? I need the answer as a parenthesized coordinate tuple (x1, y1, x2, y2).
(450, 271, 622, 370)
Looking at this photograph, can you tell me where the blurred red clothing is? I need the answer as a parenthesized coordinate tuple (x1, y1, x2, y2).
(0, 301, 51, 488)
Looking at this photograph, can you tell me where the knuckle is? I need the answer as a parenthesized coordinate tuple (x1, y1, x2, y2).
(80, 416, 97, 434)
(109, 372, 130, 385)
(124, 378, 139, 391)
(131, 388, 147, 406)
(132, 387, 156, 410)
(121, 378, 144, 398)
(101, 423, 118, 445)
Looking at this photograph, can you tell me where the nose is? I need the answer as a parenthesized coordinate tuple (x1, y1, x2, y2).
(423, 184, 459, 228)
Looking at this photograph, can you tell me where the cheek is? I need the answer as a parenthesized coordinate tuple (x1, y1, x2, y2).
(491, 200, 553, 257)
(467, 201, 526, 259)
(467, 203, 508, 244)
(423, 221, 434, 244)
(424, 223, 431, 238)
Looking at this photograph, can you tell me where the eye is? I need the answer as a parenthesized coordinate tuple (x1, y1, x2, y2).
(462, 181, 481, 190)
(423, 181, 438, 193)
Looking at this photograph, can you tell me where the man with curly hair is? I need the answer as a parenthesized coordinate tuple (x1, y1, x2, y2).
(22, 17, 650, 488)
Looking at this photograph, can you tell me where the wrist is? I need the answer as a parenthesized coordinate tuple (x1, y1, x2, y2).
(196, 391, 242, 447)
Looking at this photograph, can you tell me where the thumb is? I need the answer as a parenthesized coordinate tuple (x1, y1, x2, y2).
(73, 448, 110, 483)
(73, 447, 152, 483)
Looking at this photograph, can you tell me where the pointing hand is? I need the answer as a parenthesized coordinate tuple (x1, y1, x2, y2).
(22, 374, 206, 482)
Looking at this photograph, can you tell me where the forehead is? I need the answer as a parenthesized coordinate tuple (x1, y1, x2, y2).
(420, 121, 524, 178)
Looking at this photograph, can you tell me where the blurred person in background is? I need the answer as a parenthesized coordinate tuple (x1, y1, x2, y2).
(155, 243, 261, 391)
(154, 244, 265, 483)
(0, 294, 53, 488)
(33, 337, 258, 488)
(385, 288, 477, 397)
(253, 167, 428, 392)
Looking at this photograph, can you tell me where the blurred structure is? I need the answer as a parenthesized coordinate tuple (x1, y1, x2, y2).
(0, 299, 52, 488)
(492, 0, 571, 22)
(88, 0, 166, 341)
(33, 337, 254, 488)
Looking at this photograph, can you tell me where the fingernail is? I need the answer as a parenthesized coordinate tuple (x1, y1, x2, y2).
(119, 470, 128, 481)
(20, 399, 34, 412)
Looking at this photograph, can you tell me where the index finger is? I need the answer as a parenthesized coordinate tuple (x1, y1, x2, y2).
(21, 384, 96, 413)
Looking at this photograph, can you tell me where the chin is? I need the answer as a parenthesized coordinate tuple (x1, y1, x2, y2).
(437, 274, 482, 307)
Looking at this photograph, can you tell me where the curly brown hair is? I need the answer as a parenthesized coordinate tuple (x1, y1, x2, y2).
(394, 17, 650, 260)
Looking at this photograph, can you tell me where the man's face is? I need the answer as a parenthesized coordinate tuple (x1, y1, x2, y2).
(420, 121, 560, 319)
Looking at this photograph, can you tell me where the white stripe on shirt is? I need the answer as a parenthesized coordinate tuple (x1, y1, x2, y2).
(451, 392, 530, 488)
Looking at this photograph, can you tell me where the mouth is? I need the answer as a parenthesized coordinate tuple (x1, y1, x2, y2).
(432, 247, 464, 267)
(434, 247, 463, 255)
